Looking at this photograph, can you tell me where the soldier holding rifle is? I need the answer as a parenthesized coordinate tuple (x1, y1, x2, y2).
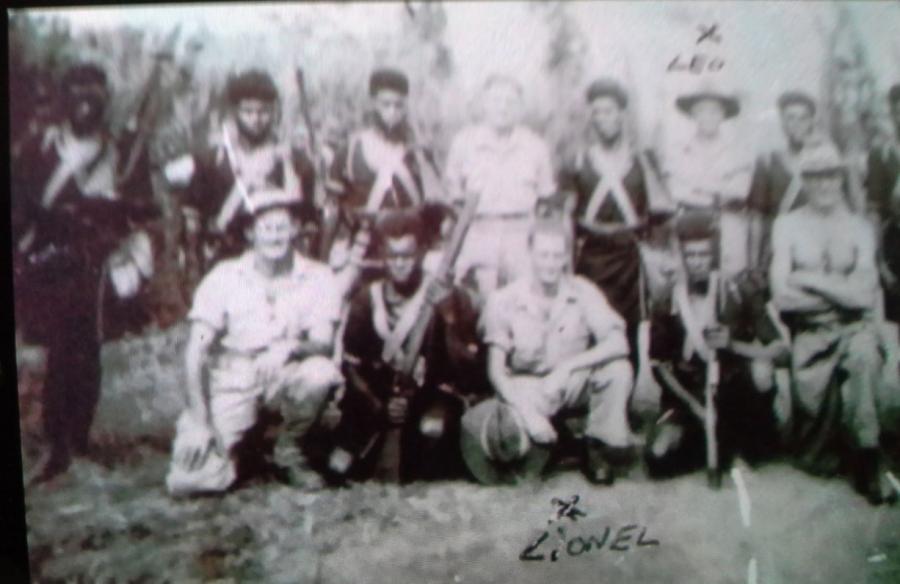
(645, 214, 784, 483)
(329, 209, 483, 483)
(163, 69, 318, 278)
(13, 62, 158, 483)
(324, 68, 437, 295)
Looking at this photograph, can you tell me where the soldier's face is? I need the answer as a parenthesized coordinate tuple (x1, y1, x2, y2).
(372, 90, 407, 132)
(236, 98, 275, 144)
(483, 83, 522, 132)
(385, 235, 421, 286)
(248, 208, 297, 261)
(65, 85, 107, 135)
(690, 99, 725, 137)
(683, 239, 714, 284)
(780, 104, 814, 145)
(530, 232, 569, 286)
(804, 173, 844, 211)
(589, 96, 624, 141)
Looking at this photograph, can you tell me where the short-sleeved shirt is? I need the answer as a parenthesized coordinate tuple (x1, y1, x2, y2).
(664, 132, 755, 208)
(189, 251, 341, 354)
(444, 124, 555, 216)
(481, 275, 626, 375)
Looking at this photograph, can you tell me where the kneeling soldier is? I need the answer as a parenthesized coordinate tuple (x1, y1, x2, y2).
(166, 188, 343, 496)
(463, 219, 635, 485)
(645, 213, 785, 481)
(330, 209, 484, 483)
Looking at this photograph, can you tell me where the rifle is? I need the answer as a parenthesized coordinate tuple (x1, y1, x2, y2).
(295, 67, 335, 261)
(376, 191, 481, 482)
(117, 26, 182, 188)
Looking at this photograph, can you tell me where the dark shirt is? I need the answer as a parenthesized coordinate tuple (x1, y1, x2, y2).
(12, 128, 156, 261)
(650, 270, 778, 401)
(182, 143, 317, 261)
(327, 126, 433, 215)
(866, 144, 900, 221)
(557, 146, 649, 251)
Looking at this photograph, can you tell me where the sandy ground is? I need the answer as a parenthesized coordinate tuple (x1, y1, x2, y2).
(17, 327, 900, 584)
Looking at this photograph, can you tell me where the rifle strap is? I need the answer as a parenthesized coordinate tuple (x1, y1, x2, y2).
(373, 280, 430, 365)
(673, 271, 719, 362)
(583, 145, 639, 226)
(215, 122, 255, 231)
(360, 130, 422, 212)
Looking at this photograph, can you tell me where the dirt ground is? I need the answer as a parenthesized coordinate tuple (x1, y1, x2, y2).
(17, 328, 900, 584)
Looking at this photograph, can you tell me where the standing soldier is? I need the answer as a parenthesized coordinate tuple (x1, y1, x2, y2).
(163, 69, 318, 279)
(462, 220, 634, 486)
(445, 75, 556, 299)
(166, 188, 344, 496)
(324, 68, 436, 293)
(750, 91, 839, 267)
(558, 78, 653, 362)
(868, 84, 900, 324)
(12, 63, 158, 483)
(665, 83, 756, 279)
(770, 151, 895, 505)
(328, 210, 483, 483)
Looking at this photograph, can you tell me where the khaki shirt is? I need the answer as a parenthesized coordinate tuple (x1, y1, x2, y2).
(189, 251, 342, 354)
(445, 124, 555, 216)
(481, 275, 626, 375)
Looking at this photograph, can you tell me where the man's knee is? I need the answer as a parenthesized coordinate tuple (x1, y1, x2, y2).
(166, 413, 236, 497)
(283, 356, 344, 405)
(844, 331, 882, 374)
(590, 359, 634, 397)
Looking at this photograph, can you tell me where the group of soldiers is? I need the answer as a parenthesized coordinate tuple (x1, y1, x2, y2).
(11, 58, 900, 506)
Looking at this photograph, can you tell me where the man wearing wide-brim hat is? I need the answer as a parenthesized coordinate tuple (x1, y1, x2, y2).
(461, 219, 634, 486)
(770, 149, 896, 505)
(664, 80, 757, 280)
(166, 187, 344, 496)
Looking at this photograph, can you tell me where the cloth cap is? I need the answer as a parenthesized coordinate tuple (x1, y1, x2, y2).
(585, 78, 628, 108)
(369, 68, 409, 97)
(800, 149, 847, 177)
(777, 90, 817, 114)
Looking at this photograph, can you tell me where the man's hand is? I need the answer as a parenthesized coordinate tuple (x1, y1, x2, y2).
(539, 366, 570, 412)
(255, 343, 296, 387)
(703, 325, 731, 351)
(387, 396, 409, 425)
(518, 406, 557, 444)
(175, 418, 222, 472)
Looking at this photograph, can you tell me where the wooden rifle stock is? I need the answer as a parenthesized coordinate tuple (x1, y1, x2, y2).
(379, 192, 480, 481)
(117, 26, 182, 188)
(295, 68, 334, 260)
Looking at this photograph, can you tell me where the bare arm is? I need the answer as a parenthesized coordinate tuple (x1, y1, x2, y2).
(487, 346, 517, 403)
(769, 216, 830, 312)
(184, 321, 219, 425)
(789, 229, 879, 311)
